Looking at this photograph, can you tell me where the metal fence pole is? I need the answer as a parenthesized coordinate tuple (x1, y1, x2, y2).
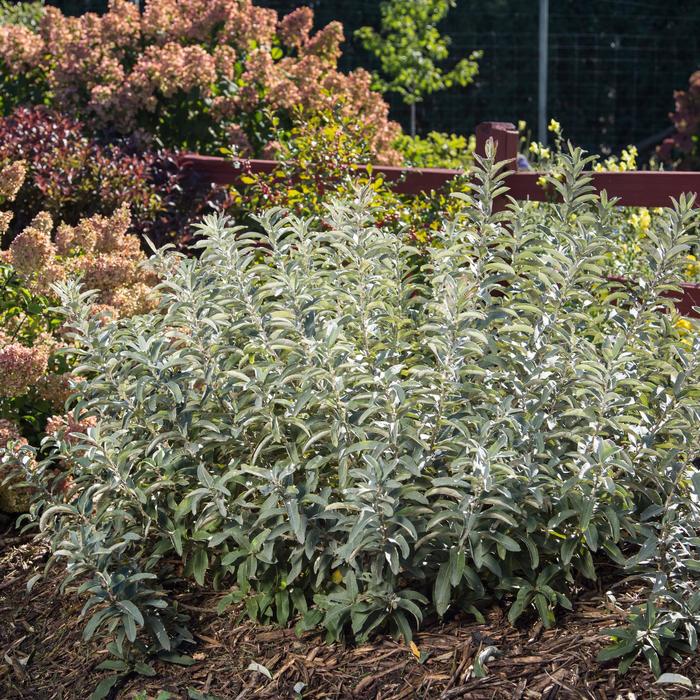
(538, 0, 549, 145)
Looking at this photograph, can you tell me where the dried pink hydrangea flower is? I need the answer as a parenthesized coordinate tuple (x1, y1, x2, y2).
(0, 419, 25, 449)
(0, 340, 51, 398)
(278, 7, 313, 50)
(45, 413, 98, 446)
(0, 160, 26, 200)
(8, 212, 56, 277)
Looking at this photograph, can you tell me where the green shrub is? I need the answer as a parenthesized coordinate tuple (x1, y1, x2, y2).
(228, 105, 471, 247)
(522, 120, 700, 284)
(394, 131, 475, 169)
(0, 0, 44, 30)
(20, 144, 700, 678)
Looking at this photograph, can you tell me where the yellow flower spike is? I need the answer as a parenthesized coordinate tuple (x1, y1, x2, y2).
(548, 118, 561, 134)
(409, 641, 420, 658)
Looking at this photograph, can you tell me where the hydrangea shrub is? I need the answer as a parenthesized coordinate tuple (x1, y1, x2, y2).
(0, 0, 401, 162)
(23, 145, 700, 679)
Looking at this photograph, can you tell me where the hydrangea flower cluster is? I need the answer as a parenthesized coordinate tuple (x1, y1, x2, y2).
(0, 0, 401, 163)
(0, 329, 54, 399)
(5, 203, 157, 318)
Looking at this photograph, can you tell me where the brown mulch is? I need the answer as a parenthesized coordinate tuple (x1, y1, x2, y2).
(1, 521, 699, 700)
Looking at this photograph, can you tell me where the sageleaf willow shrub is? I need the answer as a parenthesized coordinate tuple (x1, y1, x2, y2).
(24, 144, 700, 677)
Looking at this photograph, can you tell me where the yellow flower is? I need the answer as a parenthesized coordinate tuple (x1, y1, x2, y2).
(537, 175, 547, 188)
(684, 254, 700, 278)
(539, 147, 551, 160)
(627, 208, 650, 233)
(331, 569, 343, 584)
(621, 146, 638, 171)
(517, 120, 527, 132)
(529, 142, 539, 155)
(413, 230, 428, 244)
(409, 641, 421, 658)
(548, 118, 561, 134)
(675, 318, 693, 332)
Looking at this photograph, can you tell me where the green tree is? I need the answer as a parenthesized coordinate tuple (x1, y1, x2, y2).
(356, 0, 481, 136)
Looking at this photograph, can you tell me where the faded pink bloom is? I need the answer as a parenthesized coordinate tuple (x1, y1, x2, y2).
(267, 79, 301, 110)
(0, 24, 43, 73)
(210, 95, 239, 121)
(0, 341, 51, 398)
(79, 254, 138, 292)
(104, 282, 158, 317)
(260, 140, 283, 160)
(0, 419, 24, 449)
(45, 413, 98, 445)
(278, 7, 313, 50)
(101, 0, 141, 54)
(213, 44, 237, 81)
(0, 161, 27, 200)
(0, 211, 13, 236)
(8, 213, 55, 277)
(303, 21, 344, 63)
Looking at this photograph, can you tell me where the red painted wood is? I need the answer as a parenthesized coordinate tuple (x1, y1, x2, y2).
(181, 156, 700, 207)
(674, 283, 700, 317)
(505, 171, 700, 207)
(180, 153, 462, 195)
(475, 122, 519, 163)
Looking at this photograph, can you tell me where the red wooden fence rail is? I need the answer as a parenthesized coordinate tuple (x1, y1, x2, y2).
(180, 122, 700, 317)
(474, 122, 700, 208)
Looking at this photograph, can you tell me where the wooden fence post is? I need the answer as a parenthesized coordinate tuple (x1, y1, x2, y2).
(475, 122, 519, 212)
(475, 122, 519, 166)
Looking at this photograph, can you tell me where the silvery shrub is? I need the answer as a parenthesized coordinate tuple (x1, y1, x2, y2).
(24, 143, 700, 675)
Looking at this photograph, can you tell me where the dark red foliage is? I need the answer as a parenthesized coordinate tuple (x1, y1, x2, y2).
(0, 106, 216, 249)
(657, 71, 700, 170)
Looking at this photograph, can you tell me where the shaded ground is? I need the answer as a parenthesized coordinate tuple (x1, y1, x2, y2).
(1, 522, 699, 700)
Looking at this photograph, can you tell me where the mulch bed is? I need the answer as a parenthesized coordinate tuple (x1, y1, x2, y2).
(1, 519, 699, 700)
